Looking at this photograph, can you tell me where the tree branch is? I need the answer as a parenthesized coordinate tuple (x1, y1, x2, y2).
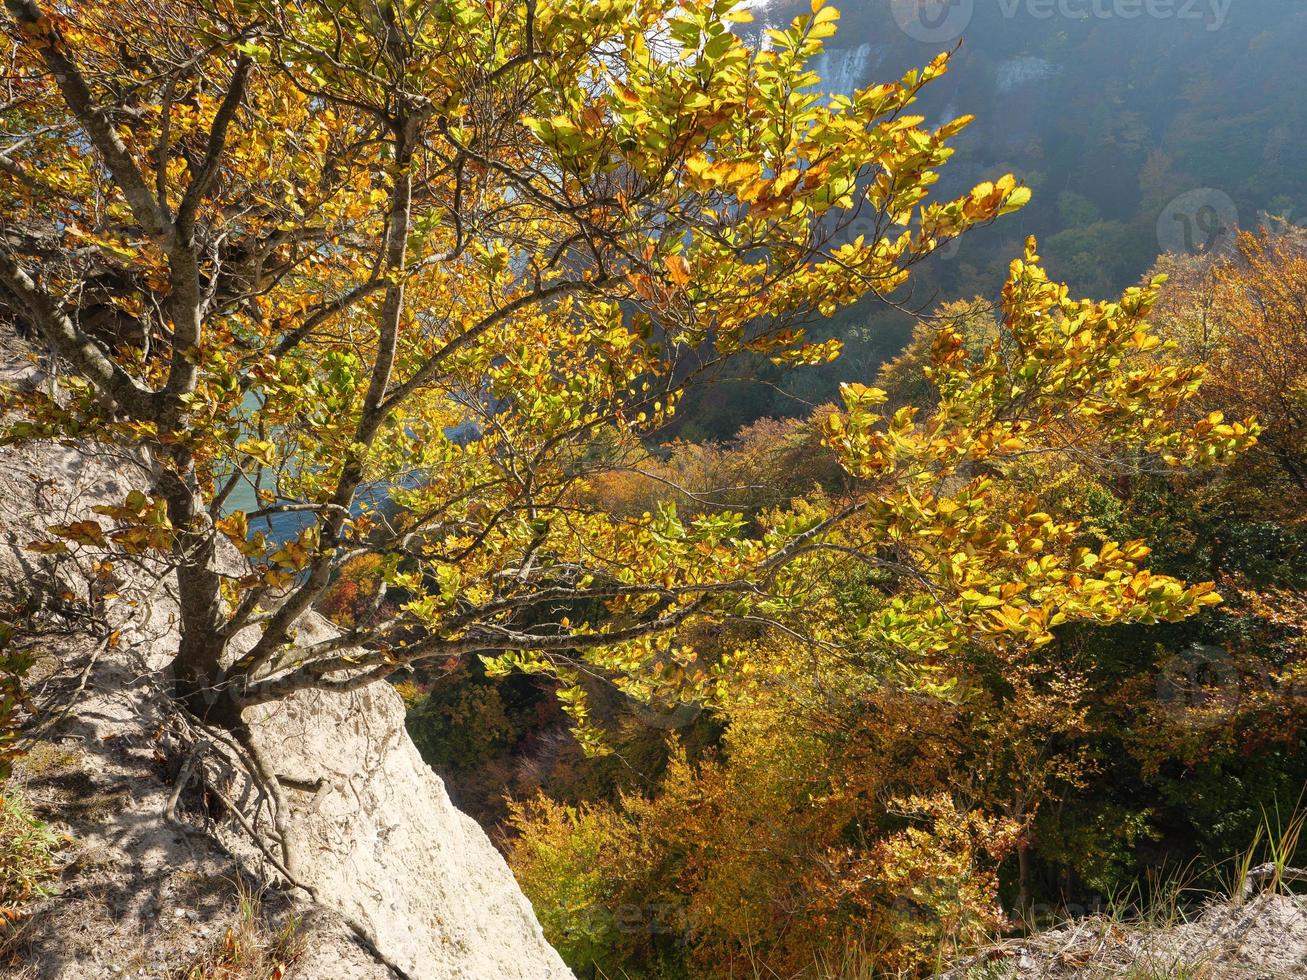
(175, 56, 253, 235)
(6, 0, 170, 240)
(0, 254, 161, 418)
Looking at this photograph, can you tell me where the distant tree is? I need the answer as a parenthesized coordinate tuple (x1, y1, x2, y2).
(585, 412, 842, 522)
(874, 297, 998, 411)
(1152, 228, 1307, 502)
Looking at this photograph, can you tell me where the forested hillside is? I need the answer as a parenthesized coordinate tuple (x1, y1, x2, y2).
(676, 0, 1307, 437)
(488, 229, 1307, 976)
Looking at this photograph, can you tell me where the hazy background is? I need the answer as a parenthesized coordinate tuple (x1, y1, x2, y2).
(673, 0, 1307, 437)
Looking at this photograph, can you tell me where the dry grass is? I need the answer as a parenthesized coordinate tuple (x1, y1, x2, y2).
(171, 878, 306, 980)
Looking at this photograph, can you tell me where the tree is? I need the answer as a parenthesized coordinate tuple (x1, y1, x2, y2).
(1179, 229, 1306, 499)
(874, 296, 998, 412)
(503, 235, 1268, 972)
(0, 0, 1248, 746)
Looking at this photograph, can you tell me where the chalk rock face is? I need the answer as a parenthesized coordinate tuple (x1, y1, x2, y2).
(246, 654, 574, 980)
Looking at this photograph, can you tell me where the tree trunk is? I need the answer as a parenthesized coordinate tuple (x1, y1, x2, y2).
(157, 455, 243, 728)
(1017, 842, 1033, 924)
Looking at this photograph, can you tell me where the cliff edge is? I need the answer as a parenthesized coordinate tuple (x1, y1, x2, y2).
(0, 343, 571, 978)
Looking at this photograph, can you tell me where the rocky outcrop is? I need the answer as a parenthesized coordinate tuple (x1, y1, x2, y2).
(0, 347, 571, 977)
(942, 893, 1307, 979)
(244, 625, 572, 979)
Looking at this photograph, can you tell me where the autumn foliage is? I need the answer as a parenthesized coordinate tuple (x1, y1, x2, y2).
(1154, 228, 1307, 503)
(0, 0, 1288, 975)
(0, 0, 1048, 729)
(505, 231, 1307, 975)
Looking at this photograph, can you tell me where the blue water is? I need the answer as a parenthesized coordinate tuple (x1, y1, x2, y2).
(220, 390, 484, 544)
(222, 478, 324, 543)
(218, 421, 481, 544)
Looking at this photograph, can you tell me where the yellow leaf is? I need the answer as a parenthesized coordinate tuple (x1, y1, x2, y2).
(665, 254, 691, 287)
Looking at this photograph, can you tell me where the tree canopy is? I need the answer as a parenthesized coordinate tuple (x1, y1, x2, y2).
(0, 0, 1252, 744)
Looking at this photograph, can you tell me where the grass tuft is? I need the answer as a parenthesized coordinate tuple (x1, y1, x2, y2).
(0, 790, 62, 913)
(172, 878, 305, 980)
